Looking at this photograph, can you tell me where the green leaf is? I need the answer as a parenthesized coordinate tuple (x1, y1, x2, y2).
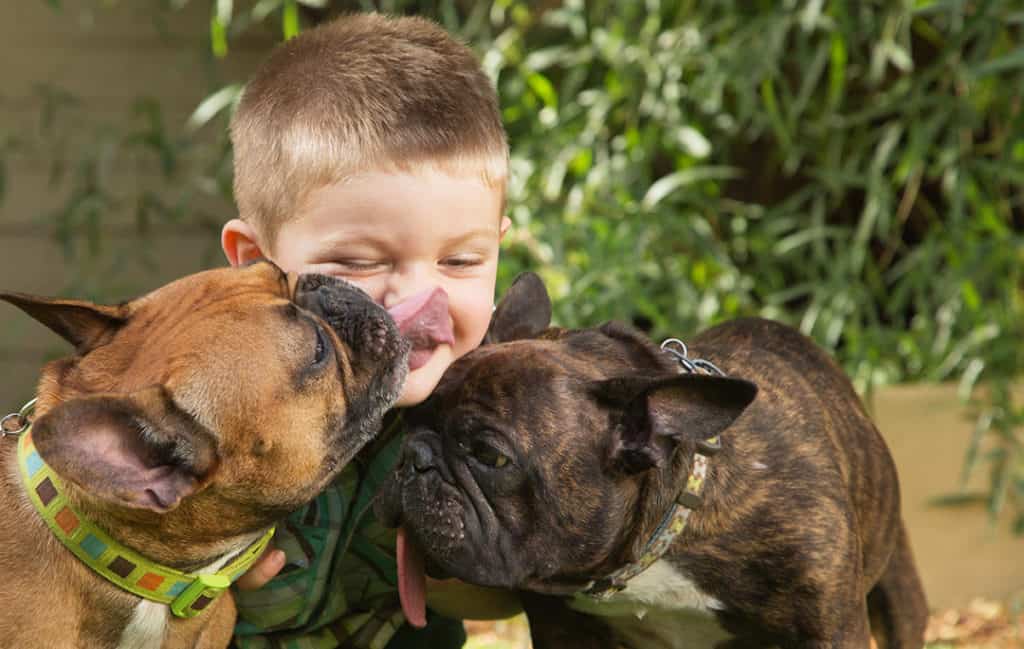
(216, 0, 233, 25)
(523, 45, 572, 71)
(282, 0, 300, 41)
(828, 33, 847, 108)
(928, 492, 989, 508)
(526, 72, 558, 108)
(641, 167, 741, 209)
(676, 126, 711, 159)
(760, 78, 792, 153)
(210, 15, 228, 58)
(187, 84, 243, 132)
(970, 48, 1024, 78)
(961, 280, 981, 312)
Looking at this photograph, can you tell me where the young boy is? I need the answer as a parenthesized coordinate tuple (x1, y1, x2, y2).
(220, 12, 520, 649)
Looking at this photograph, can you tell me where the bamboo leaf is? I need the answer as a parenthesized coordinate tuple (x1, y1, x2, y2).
(928, 492, 989, 508)
(971, 48, 1024, 78)
(641, 167, 741, 209)
(210, 15, 228, 58)
(282, 0, 300, 41)
(187, 84, 243, 132)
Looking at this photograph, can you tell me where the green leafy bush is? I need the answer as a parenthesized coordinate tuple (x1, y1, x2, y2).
(15, 0, 1024, 530)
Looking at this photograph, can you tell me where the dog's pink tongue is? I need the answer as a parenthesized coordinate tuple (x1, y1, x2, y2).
(386, 288, 454, 347)
(397, 526, 428, 629)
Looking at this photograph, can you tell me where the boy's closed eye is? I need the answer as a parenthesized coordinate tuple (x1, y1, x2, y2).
(441, 254, 486, 271)
(329, 255, 486, 273)
(335, 259, 390, 275)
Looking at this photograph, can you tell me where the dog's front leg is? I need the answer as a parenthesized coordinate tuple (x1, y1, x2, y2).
(785, 608, 873, 649)
(521, 592, 620, 649)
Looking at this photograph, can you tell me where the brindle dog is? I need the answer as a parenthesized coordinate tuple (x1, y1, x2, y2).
(377, 273, 928, 649)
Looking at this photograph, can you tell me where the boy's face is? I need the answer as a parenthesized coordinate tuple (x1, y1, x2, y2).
(224, 168, 508, 407)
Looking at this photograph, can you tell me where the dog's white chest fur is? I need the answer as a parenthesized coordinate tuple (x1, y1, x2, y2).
(115, 543, 247, 649)
(569, 560, 731, 649)
(119, 600, 169, 649)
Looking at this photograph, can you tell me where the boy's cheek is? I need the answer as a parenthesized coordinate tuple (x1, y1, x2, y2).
(472, 283, 501, 335)
(395, 352, 453, 406)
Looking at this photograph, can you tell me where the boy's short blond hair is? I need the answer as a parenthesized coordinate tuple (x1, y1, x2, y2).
(230, 13, 508, 246)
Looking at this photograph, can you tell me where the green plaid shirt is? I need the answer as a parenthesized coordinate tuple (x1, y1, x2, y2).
(230, 414, 464, 649)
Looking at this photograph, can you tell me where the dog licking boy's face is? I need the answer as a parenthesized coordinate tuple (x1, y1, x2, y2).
(0, 261, 412, 648)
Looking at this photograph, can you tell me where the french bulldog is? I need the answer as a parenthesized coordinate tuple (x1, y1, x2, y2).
(377, 273, 928, 649)
(0, 261, 407, 649)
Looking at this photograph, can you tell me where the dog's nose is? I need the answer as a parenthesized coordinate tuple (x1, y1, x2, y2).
(294, 274, 405, 359)
(403, 438, 435, 473)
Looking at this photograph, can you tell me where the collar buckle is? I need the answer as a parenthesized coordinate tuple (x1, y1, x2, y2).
(2, 398, 37, 438)
(170, 574, 231, 618)
(585, 577, 627, 600)
(696, 435, 722, 456)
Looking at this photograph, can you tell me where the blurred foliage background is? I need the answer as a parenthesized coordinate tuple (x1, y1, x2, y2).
(5, 0, 1023, 533)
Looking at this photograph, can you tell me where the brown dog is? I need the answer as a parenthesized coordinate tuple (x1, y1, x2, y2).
(378, 273, 928, 649)
(0, 261, 407, 649)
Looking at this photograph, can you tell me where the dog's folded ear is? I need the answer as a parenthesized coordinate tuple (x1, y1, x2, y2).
(596, 374, 758, 475)
(31, 387, 218, 513)
(484, 272, 552, 344)
(1, 292, 127, 354)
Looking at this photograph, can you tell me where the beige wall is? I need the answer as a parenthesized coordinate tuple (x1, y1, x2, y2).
(876, 384, 1024, 609)
(1, 1, 272, 405)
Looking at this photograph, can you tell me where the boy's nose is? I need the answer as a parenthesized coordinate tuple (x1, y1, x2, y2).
(383, 269, 426, 308)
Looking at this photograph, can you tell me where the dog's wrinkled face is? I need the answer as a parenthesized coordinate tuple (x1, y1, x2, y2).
(3, 261, 407, 533)
(382, 332, 656, 590)
(376, 274, 756, 597)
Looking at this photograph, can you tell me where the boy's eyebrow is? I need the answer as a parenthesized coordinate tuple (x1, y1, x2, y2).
(309, 227, 500, 254)
(309, 231, 386, 252)
(444, 227, 501, 246)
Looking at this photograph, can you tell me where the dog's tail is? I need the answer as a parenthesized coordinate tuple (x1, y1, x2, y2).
(867, 523, 929, 649)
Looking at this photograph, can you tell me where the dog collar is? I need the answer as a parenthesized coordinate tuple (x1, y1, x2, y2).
(16, 427, 275, 618)
(581, 338, 724, 600)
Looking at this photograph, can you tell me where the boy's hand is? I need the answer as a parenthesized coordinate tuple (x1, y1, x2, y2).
(425, 577, 523, 620)
(235, 547, 287, 590)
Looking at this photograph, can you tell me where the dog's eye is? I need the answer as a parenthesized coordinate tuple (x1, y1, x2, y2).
(471, 440, 509, 468)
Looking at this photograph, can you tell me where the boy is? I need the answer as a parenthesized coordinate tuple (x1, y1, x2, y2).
(220, 12, 520, 649)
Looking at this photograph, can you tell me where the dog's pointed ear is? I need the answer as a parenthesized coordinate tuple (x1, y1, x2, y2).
(31, 387, 218, 513)
(484, 272, 552, 344)
(594, 374, 757, 475)
(1, 292, 127, 354)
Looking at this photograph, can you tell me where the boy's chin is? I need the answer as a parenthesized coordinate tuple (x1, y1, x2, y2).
(395, 346, 452, 407)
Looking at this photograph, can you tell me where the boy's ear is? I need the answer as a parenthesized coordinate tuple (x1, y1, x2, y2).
(221, 219, 266, 267)
(484, 272, 552, 344)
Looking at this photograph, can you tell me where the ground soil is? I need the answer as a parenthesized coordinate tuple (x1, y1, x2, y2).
(464, 598, 1023, 648)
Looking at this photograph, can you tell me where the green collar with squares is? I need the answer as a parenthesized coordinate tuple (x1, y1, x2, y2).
(15, 420, 274, 618)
